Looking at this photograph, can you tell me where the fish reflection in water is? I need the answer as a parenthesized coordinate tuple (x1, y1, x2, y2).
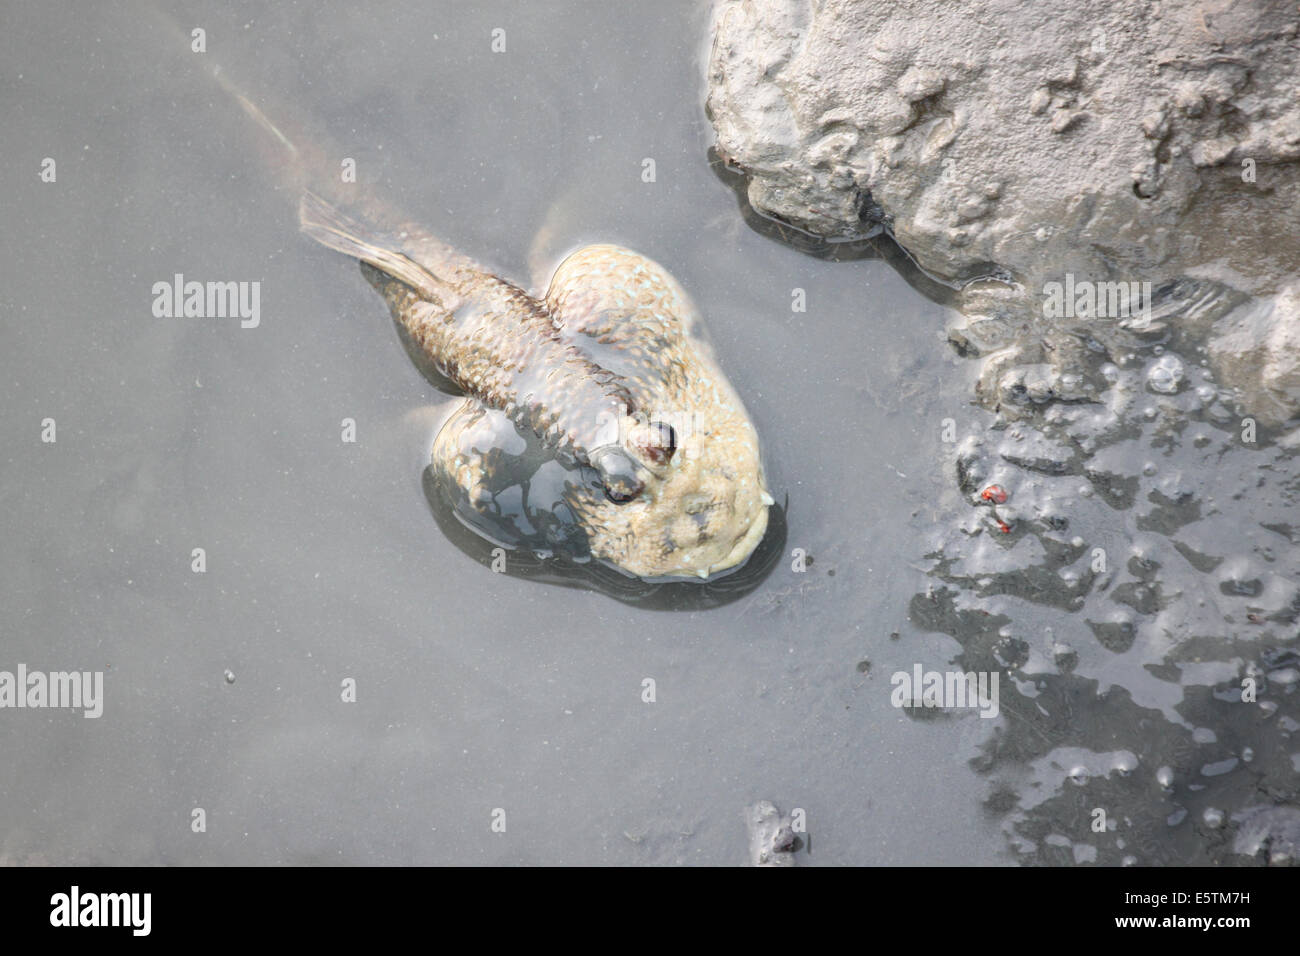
(422, 463, 787, 610)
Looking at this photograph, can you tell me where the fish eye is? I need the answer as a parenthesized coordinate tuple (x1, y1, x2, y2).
(633, 421, 678, 466)
(605, 484, 639, 504)
(591, 447, 644, 504)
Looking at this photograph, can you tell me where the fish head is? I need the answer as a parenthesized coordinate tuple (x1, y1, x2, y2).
(580, 399, 772, 581)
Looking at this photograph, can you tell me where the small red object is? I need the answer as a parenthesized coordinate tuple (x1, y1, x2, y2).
(981, 485, 1009, 504)
(996, 519, 1012, 534)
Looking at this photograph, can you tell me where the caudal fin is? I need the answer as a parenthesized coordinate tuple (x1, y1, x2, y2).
(298, 191, 446, 299)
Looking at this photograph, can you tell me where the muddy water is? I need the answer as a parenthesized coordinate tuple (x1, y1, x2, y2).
(0, 0, 1293, 865)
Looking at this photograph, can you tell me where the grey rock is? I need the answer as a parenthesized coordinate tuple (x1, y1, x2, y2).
(707, 0, 1300, 424)
(745, 800, 800, 866)
(1233, 806, 1300, 865)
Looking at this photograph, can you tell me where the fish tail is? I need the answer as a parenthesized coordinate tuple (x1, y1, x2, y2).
(231, 88, 299, 162)
(139, 1, 310, 192)
(299, 191, 445, 298)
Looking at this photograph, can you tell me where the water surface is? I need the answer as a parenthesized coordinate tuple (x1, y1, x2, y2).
(1, 0, 1293, 865)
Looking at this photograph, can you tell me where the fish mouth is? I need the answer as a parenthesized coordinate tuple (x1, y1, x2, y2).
(639, 493, 770, 582)
(697, 499, 771, 579)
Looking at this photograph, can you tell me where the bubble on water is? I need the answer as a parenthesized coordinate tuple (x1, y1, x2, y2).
(1156, 766, 1174, 789)
(1195, 385, 1216, 404)
(1078, 485, 1093, 498)
(223, 669, 236, 685)
(1112, 753, 1139, 777)
(1142, 406, 1158, 420)
(1153, 344, 1164, 356)
(1142, 462, 1158, 476)
(1100, 363, 1120, 384)
(1203, 807, 1224, 828)
(1121, 855, 1137, 867)
(1146, 354, 1185, 394)
(1242, 746, 1255, 763)
(1068, 766, 1090, 786)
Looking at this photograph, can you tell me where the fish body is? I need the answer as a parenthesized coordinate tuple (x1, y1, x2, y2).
(139, 4, 772, 582)
(300, 194, 772, 580)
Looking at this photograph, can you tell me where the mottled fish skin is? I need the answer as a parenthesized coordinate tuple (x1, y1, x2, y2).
(300, 192, 771, 580)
